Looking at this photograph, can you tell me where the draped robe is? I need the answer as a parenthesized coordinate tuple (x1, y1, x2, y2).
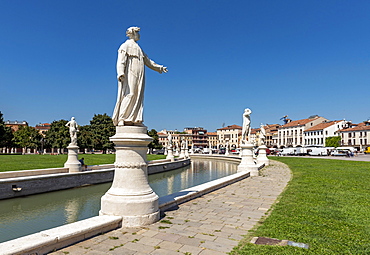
(112, 39, 164, 126)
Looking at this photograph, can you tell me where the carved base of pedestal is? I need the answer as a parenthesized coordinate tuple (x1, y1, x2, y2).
(257, 145, 270, 166)
(100, 125, 160, 227)
(64, 145, 81, 173)
(166, 146, 175, 161)
(238, 143, 258, 175)
(100, 191, 159, 227)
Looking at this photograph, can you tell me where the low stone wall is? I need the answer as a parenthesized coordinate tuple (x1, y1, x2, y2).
(0, 158, 190, 200)
(0, 167, 69, 179)
(0, 168, 251, 255)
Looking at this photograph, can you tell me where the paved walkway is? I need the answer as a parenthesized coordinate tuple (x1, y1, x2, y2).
(51, 161, 291, 255)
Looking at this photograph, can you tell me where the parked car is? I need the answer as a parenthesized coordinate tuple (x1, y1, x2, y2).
(306, 147, 328, 156)
(364, 147, 370, 154)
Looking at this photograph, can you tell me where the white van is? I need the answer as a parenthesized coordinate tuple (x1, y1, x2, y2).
(331, 147, 355, 156)
(307, 147, 328, 156)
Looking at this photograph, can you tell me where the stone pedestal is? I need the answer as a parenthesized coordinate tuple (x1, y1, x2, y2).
(166, 146, 175, 162)
(257, 145, 269, 166)
(64, 145, 81, 173)
(238, 143, 259, 176)
(185, 148, 189, 158)
(179, 147, 185, 158)
(100, 126, 160, 227)
(225, 147, 230, 156)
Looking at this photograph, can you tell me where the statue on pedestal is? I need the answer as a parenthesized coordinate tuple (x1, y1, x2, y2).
(259, 124, 266, 146)
(65, 117, 79, 146)
(112, 26, 168, 126)
(241, 108, 252, 143)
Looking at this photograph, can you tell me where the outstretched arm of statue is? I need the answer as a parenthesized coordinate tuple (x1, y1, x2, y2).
(143, 52, 168, 73)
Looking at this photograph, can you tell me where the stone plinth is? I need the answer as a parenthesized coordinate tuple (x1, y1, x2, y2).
(64, 145, 81, 173)
(100, 126, 159, 227)
(179, 147, 185, 158)
(166, 146, 175, 162)
(257, 145, 269, 166)
(237, 143, 259, 176)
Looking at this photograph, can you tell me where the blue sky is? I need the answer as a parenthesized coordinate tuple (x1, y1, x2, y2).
(1, 0, 369, 132)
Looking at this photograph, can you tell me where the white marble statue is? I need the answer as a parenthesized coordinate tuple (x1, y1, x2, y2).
(168, 134, 173, 147)
(259, 124, 266, 145)
(112, 27, 168, 126)
(65, 117, 79, 145)
(241, 108, 252, 142)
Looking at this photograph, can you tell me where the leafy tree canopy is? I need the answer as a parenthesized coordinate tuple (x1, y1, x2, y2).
(13, 125, 42, 149)
(148, 129, 162, 149)
(0, 111, 13, 148)
(89, 114, 115, 153)
(325, 136, 341, 147)
(45, 119, 70, 148)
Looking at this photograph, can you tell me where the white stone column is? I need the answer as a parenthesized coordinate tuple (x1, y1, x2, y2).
(257, 145, 269, 166)
(64, 145, 81, 173)
(238, 143, 259, 176)
(166, 145, 175, 162)
(179, 147, 185, 158)
(100, 126, 160, 227)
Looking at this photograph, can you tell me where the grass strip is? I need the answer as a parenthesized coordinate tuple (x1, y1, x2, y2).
(231, 157, 370, 254)
(0, 154, 166, 172)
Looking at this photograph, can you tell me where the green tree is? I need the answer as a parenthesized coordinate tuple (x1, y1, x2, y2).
(325, 136, 341, 147)
(0, 111, 13, 148)
(78, 125, 94, 151)
(148, 129, 162, 149)
(89, 114, 115, 153)
(45, 120, 70, 150)
(13, 125, 42, 151)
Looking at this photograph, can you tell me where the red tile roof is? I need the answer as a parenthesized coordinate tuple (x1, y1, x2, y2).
(304, 121, 342, 132)
(281, 117, 319, 128)
(217, 125, 242, 130)
(339, 122, 370, 132)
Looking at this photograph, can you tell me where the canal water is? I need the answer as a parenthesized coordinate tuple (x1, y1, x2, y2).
(0, 158, 238, 243)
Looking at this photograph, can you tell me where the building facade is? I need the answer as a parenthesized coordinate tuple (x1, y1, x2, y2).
(304, 120, 346, 147)
(338, 120, 370, 151)
(217, 125, 242, 149)
(277, 116, 328, 148)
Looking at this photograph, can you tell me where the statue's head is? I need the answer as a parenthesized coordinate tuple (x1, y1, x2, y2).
(71, 117, 75, 120)
(244, 108, 252, 115)
(126, 27, 140, 41)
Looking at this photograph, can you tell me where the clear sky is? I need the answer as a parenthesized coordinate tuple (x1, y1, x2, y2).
(1, 0, 369, 132)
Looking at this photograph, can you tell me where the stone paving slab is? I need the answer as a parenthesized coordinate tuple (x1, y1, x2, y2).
(51, 160, 290, 255)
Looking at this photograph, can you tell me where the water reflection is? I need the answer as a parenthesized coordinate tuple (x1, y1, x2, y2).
(0, 158, 237, 243)
(148, 159, 237, 197)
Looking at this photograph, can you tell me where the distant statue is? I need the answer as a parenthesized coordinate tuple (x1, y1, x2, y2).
(241, 108, 252, 142)
(112, 26, 168, 126)
(168, 134, 173, 147)
(259, 124, 266, 145)
(181, 138, 186, 149)
(65, 117, 79, 145)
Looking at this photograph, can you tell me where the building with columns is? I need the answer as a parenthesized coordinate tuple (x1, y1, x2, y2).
(338, 120, 370, 151)
(304, 120, 346, 147)
(277, 116, 328, 148)
(217, 125, 242, 149)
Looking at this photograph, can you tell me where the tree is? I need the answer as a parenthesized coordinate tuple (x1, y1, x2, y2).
(89, 114, 115, 153)
(45, 120, 70, 150)
(0, 111, 13, 148)
(148, 129, 162, 150)
(13, 125, 42, 151)
(325, 136, 341, 147)
(78, 125, 94, 151)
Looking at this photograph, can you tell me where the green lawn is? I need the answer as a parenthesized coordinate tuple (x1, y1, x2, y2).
(0, 154, 166, 172)
(232, 157, 370, 254)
